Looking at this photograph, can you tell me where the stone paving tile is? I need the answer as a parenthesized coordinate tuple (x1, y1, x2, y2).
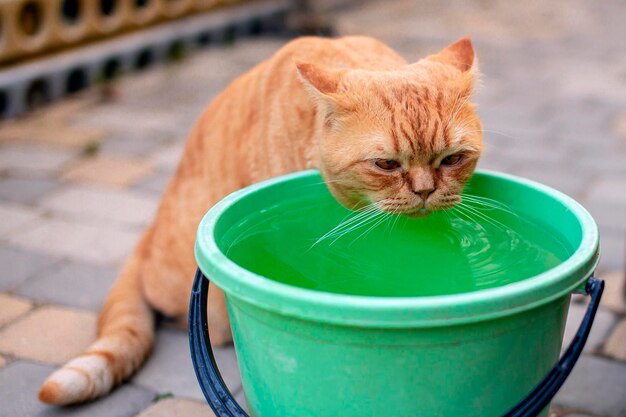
(0, 143, 77, 177)
(613, 113, 626, 138)
(494, 139, 565, 166)
(227, 39, 283, 64)
(234, 389, 248, 413)
(100, 130, 174, 158)
(479, 106, 549, 138)
(0, 361, 156, 417)
(40, 185, 158, 229)
(135, 398, 216, 417)
(72, 105, 188, 139)
(35, 95, 95, 124)
(132, 170, 173, 197)
(559, 128, 624, 160)
(511, 165, 591, 201)
(596, 233, 626, 273)
(62, 155, 153, 188)
(554, 355, 626, 417)
(562, 415, 596, 417)
(545, 96, 615, 137)
(8, 217, 140, 265)
(0, 306, 96, 364)
(0, 177, 60, 205)
(599, 270, 626, 314)
(557, 61, 626, 106)
(110, 48, 248, 112)
(133, 328, 241, 400)
(0, 246, 59, 292)
(343, 1, 600, 42)
(0, 202, 42, 237)
(582, 199, 626, 238)
(587, 178, 626, 208)
(148, 142, 185, 171)
(576, 147, 626, 177)
(18, 261, 118, 311)
(0, 293, 33, 328)
(477, 160, 522, 176)
(603, 319, 626, 361)
(562, 304, 617, 353)
(0, 119, 104, 149)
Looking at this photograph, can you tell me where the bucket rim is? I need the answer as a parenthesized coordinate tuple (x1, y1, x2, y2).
(195, 169, 599, 327)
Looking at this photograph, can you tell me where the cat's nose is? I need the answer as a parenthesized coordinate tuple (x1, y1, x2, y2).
(413, 187, 435, 202)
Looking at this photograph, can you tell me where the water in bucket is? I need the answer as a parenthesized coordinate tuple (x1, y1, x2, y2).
(221, 189, 572, 297)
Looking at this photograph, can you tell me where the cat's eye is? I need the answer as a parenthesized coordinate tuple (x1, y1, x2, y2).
(441, 154, 464, 166)
(375, 159, 401, 171)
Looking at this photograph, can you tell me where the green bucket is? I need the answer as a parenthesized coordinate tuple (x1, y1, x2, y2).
(190, 170, 603, 417)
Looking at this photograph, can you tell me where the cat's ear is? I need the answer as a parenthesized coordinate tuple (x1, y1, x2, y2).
(425, 37, 476, 73)
(294, 60, 344, 99)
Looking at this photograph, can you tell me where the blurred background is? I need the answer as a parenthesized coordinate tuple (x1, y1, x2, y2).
(0, 0, 624, 416)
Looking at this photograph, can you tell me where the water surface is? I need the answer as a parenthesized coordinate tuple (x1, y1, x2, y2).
(220, 194, 572, 297)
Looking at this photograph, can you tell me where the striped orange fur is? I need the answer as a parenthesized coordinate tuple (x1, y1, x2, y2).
(39, 36, 482, 405)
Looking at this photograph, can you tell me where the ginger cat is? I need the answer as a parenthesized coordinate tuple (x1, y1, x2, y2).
(39, 36, 482, 405)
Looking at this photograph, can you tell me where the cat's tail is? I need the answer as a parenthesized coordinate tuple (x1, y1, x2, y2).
(38, 247, 155, 405)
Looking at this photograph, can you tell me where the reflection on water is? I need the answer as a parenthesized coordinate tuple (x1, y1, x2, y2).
(220, 195, 572, 297)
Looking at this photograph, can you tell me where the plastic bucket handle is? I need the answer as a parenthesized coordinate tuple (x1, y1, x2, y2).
(189, 269, 604, 417)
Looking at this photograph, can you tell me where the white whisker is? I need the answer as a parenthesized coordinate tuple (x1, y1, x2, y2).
(349, 210, 390, 246)
(462, 194, 518, 216)
(311, 205, 377, 247)
(457, 202, 509, 231)
(311, 198, 399, 247)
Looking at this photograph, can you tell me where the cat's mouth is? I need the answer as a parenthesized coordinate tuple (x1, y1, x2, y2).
(376, 201, 435, 218)
(376, 199, 459, 218)
(401, 207, 432, 218)
(397, 199, 461, 218)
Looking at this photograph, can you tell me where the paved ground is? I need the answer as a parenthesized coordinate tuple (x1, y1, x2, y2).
(1, 0, 625, 416)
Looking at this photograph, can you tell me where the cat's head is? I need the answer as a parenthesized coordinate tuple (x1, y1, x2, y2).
(296, 37, 482, 217)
